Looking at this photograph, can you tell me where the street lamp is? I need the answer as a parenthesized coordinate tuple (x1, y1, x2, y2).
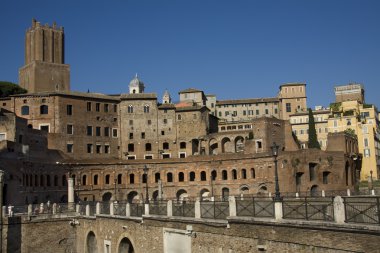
(370, 170, 374, 191)
(143, 165, 149, 203)
(271, 142, 281, 201)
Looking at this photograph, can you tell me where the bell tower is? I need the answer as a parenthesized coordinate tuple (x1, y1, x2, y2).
(19, 19, 70, 93)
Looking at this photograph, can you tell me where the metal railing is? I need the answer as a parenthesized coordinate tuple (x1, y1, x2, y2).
(282, 197, 334, 221)
(236, 197, 274, 218)
(114, 201, 127, 216)
(200, 200, 229, 219)
(130, 203, 144, 217)
(344, 197, 380, 225)
(172, 200, 195, 217)
(149, 201, 167, 216)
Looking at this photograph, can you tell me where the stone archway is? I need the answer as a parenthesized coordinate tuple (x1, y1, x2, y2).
(86, 231, 98, 253)
(127, 191, 139, 203)
(102, 192, 112, 202)
(209, 138, 218, 155)
(118, 237, 135, 253)
(176, 189, 188, 200)
(310, 185, 319, 197)
(235, 136, 245, 152)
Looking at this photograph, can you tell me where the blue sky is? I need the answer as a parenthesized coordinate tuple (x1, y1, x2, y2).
(0, 0, 379, 108)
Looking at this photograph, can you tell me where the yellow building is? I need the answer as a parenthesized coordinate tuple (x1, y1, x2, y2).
(328, 100, 380, 180)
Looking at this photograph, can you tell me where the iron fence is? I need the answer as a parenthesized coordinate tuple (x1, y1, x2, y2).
(172, 200, 195, 217)
(236, 197, 274, 218)
(200, 201, 229, 219)
(114, 201, 127, 216)
(344, 197, 380, 225)
(282, 197, 334, 221)
(130, 203, 144, 217)
(150, 201, 167, 216)
(99, 202, 110, 215)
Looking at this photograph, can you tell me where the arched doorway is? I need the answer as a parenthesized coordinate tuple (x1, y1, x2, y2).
(221, 137, 233, 153)
(176, 189, 188, 200)
(118, 237, 134, 253)
(102, 192, 112, 202)
(200, 188, 210, 200)
(222, 188, 229, 201)
(258, 185, 268, 196)
(86, 231, 98, 253)
(310, 185, 319, 197)
(127, 191, 139, 203)
(209, 138, 218, 155)
(235, 136, 245, 152)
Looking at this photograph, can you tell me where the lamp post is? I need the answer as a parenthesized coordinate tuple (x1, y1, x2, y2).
(370, 170, 374, 191)
(143, 165, 149, 203)
(114, 177, 117, 203)
(271, 142, 281, 201)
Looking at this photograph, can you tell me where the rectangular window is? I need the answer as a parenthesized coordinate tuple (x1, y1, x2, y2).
(104, 104, 109, 112)
(148, 120, 151, 125)
(112, 128, 118, 137)
(163, 119, 167, 124)
(104, 145, 110, 154)
(96, 144, 101, 154)
(87, 144, 93, 153)
(95, 103, 100, 112)
(113, 104, 117, 112)
(265, 109, 269, 114)
(67, 105, 73, 115)
(141, 132, 145, 139)
(0, 133, 6, 141)
(161, 131, 165, 136)
(87, 126, 93, 136)
(256, 110, 259, 115)
(104, 127, 110, 137)
(129, 133, 133, 139)
(67, 124, 73, 135)
(274, 108, 278, 114)
(96, 127, 101, 136)
(67, 144, 73, 153)
(87, 102, 92, 112)
(286, 103, 291, 112)
(40, 125, 49, 132)
(129, 120, 133, 125)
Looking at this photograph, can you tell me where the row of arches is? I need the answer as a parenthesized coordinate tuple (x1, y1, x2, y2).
(23, 174, 66, 188)
(87, 231, 134, 253)
(76, 168, 257, 187)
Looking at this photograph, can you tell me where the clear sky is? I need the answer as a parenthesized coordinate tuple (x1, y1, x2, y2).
(0, 0, 379, 108)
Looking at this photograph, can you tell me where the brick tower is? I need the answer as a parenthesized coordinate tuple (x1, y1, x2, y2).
(19, 19, 70, 93)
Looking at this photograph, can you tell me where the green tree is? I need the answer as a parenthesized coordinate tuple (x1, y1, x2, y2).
(0, 81, 27, 97)
(308, 108, 320, 149)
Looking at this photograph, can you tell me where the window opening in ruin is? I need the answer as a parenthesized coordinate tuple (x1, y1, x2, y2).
(167, 173, 173, 182)
(178, 172, 184, 182)
(200, 171, 206, 181)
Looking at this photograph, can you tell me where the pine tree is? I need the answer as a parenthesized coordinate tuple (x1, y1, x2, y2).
(308, 108, 321, 149)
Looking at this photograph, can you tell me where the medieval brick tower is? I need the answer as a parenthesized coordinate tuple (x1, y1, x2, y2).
(18, 19, 70, 93)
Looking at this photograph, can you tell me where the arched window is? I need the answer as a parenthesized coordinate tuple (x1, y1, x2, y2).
(93, 175, 98, 185)
(232, 169, 237, 180)
(178, 172, 184, 182)
(21, 105, 29, 115)
(40, 175, 44, 186)
(155, 172, 160, 183)
(129, 174, 135, 184)
(145, 143, 152, 151)
(180, 142, 186, 149)
(211, 170, 217, 181)
(189, 172, 195, 181)
(200, 171, 206, 181)
(117, 174, 122, 184)
(40, 105, 48, 114)
(222, 170, 228, 180)
(105, 174, 110, 184)
(54, 175, 58, 186)
(46, 175, 51, 186)
(251, 168, 256, 179)
(167, 172, 173, 182)
(128, 105, 133, 113)
(82, 175, 87, 185)
(144, 105, 150, 113)
(177, 114, 182, 120)
(242, 169, 247, 179)
(163, 142, 169, 150)
(62, 175, 66, 186)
